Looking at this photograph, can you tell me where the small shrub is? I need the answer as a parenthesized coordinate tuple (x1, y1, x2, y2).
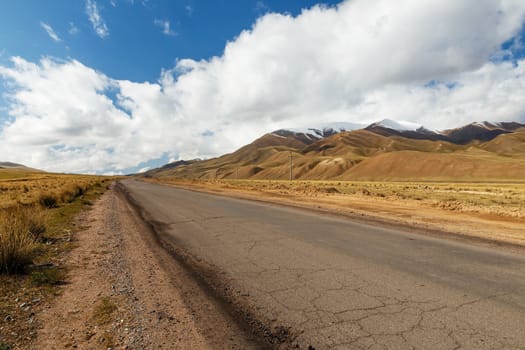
(27, 209, 47, 241)
(39, 194, 58, 209)
(28, 268, 62, 286)
(59, 184, 86, 204)
(0, 206, 39, 274)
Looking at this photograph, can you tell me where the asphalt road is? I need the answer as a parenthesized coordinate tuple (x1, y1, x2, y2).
(120, 179, 525, 349)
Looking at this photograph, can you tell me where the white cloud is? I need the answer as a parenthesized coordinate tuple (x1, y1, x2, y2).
(1, 0, 525, 173)
(154, 19, 176, 36)
(85, 0, 109, 38)
(68, 22, 79, 35)
(40, 22, 61, 42)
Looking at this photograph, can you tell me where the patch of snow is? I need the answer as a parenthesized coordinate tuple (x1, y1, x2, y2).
(281, 122, 366, 136)
(372, 119, 422, 131)
(270, 132, 287, 139)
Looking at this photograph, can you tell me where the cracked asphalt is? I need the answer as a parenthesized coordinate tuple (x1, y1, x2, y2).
(121, 180, 525, 349)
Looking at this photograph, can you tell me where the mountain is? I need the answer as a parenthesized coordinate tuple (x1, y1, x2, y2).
(142, 120, 525, 181)
(441, 121, 523, 144)
(365, 119, 448, 142)
(0, 162, 26, 168)
(270, 122, 365, 145)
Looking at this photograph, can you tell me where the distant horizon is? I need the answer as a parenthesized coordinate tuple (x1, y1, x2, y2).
(1, 0, 525, 174)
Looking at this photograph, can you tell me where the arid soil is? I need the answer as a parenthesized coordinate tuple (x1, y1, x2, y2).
(32, 185, 259, 349)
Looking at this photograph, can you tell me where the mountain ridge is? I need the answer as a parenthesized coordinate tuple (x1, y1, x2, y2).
(143, 120, 525, 181)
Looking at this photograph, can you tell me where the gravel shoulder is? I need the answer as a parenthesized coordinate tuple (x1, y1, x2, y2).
(33, 184, 260, 349)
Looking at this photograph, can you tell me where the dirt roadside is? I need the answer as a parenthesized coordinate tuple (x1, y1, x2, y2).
(146, 179, 525, 250)
(31, 184, 261, 349)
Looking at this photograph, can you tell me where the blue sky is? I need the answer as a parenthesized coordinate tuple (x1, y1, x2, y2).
(0, 0, 341, 82)
(1, 0, 525, 174)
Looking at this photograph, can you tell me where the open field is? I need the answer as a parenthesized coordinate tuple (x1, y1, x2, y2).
(0, 169, 113, 349)
(146, 178, 525, 247)
(0, 170, 109, 209)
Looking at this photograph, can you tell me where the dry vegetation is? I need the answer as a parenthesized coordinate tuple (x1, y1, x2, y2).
(148, 178, 525, 246)
(0, 169, 113, 348)
(0, 172, 110, 274)
(153, 179, 525, 218)
(0, 172, 106, 209)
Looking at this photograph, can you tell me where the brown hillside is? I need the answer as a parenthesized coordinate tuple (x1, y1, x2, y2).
(341, 150, 525, 181)
(145, 124, 525, 182)
(478, 128, 525, 156)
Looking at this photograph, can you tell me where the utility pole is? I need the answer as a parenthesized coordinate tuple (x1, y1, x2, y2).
(289, 151, 293, 181)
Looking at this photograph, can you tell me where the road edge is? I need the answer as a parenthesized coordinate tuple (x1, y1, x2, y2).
(115, 180, 298, 349)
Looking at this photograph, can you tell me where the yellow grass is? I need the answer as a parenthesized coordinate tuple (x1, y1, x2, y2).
(0, 170, 113, 274)
(155, 179, 525, 219)
(0, 206, 40, 273)
(0, 172, 108, 209)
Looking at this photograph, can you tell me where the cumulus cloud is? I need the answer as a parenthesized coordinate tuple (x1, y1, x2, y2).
(85, 0, 109, 38)
(40, 22, 61, 42)
(1, 0, 525, 173)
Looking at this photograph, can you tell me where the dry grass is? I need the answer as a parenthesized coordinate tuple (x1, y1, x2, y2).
(92, 297, 117, 325)
(0, 170, 114, 348)
(0, 206, 39, 274)
(0, 172, 111, 275)
(154, 179, 525, 219)
(0, 172, 106, 209)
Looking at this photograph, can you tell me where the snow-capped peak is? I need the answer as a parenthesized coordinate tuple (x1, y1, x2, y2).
(369, 119, 423, 132)
(275, 122, 366, 139)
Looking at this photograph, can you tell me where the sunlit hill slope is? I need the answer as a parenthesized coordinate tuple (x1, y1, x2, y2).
(143, 120, 525, 181)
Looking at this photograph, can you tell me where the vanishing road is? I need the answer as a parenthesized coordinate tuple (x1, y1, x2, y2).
(119, 179, 525, 349)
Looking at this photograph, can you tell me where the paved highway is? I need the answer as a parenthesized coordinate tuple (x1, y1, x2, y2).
(120, 179, 525, 349)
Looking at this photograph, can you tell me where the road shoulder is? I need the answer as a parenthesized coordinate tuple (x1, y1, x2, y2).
(35, 185, 260, 349)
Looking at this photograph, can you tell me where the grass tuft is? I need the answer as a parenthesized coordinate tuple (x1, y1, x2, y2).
(92, 297, 117, 325)
(38, 194, 58, 209)
(0, 206, 42, 274)
(28, 268, 63, 286)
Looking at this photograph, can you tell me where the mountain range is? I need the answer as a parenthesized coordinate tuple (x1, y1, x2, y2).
(144, 119, 525, 181)
(0, 162, 41, 170)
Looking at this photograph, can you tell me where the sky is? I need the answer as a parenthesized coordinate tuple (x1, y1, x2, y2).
(1, 0, 525, 174)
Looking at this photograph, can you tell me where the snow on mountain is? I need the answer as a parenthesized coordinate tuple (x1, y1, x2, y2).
(271, 119, 524, 144)
(274, 122, 366, 139)
(369, 119, 423, 132)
